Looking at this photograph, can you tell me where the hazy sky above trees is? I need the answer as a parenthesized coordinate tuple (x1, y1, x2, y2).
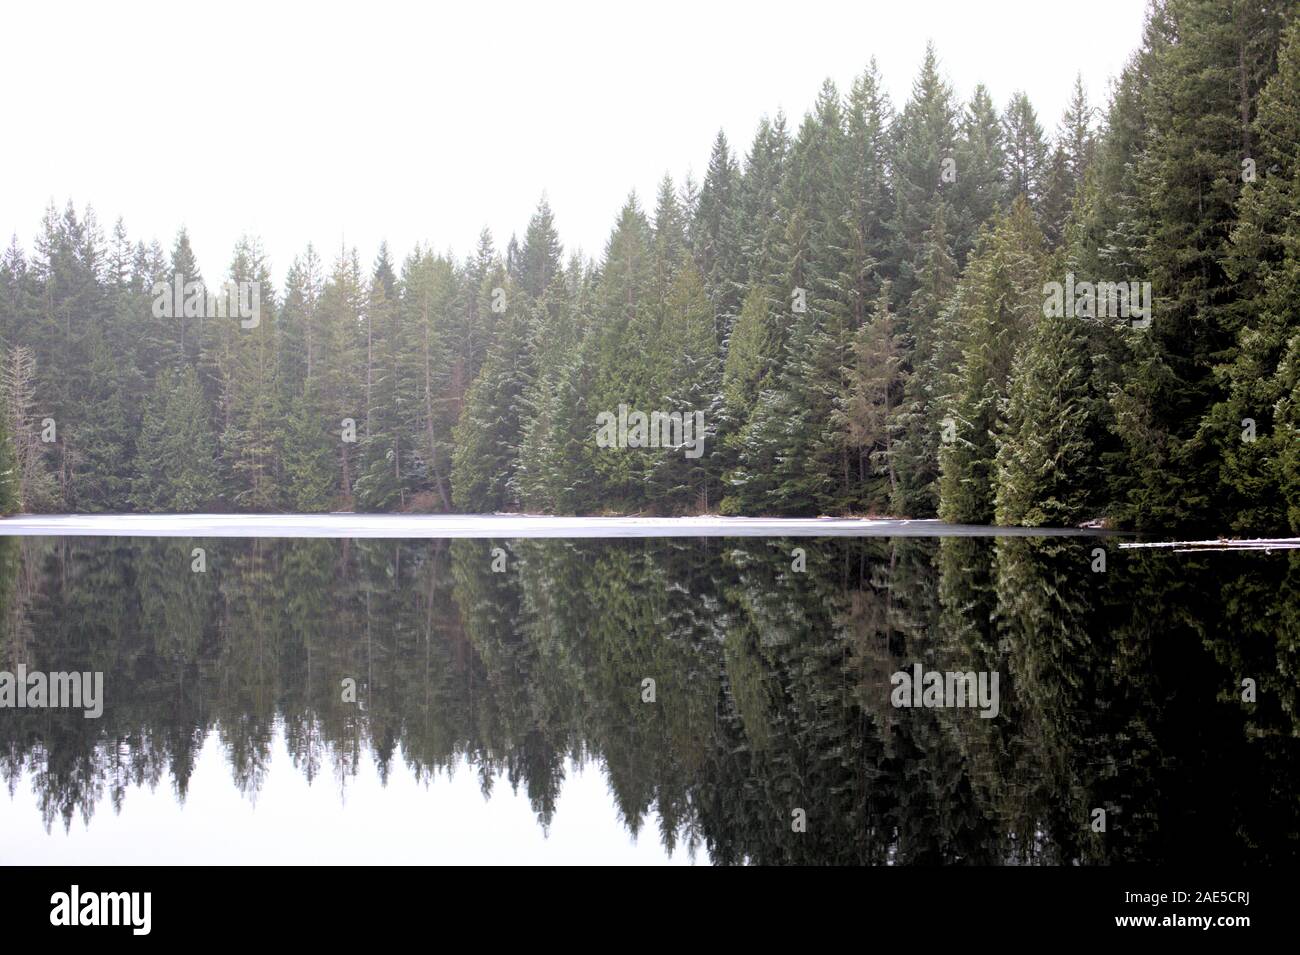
(2, 0, 1146, 284)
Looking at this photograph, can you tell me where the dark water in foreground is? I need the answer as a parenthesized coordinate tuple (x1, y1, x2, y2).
(1, 535, 1296, 864)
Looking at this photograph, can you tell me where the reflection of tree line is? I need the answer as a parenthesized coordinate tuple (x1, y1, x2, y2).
(0, 535, 1295, 862)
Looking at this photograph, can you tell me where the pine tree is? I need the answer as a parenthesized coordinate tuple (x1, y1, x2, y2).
(0, 344, 58, 509)
(994, 302, 1096, 526)
(953, 84, 1007, 263)
(1059, 73, 1096, 188)
(1111, 0, 1287, 530)
(169, 227, 203, 366)
(890, 43, 958, 300)
(519, 343, 596, 514)
(27, 201, 104, 506)
(892, 203, 959, 516)
(734, 114, 790, 295)
(315, 248, 365, 506)
(281, 379, 336, 511)
(721, 287, 781, 435)
(716, 118, 792, 479)
(1038, 145, 1075, 248)
(586, 195, 656, 507)
(518, 198, 564, 301)
(450, 228, 499, 401)
(404, 247, 459, 510)
(451, 278, 533, 512)
(649, 263, 721, 512)
(693, 131, 743, 337)
(838, 282, 907, 510)
(219, 238, 280, 510)
(517, 258, 581, 512)
(1002, 92, 1049, 209)
(1040, 77, 1096, 249)
(838, 63, 894, 329)
(356, 244, 415, 510)
(1212, 15, 1300, 532)
(725, 84, 856, 514)
(68, 329, 135, 509)
(131, 365, 219, 511)
(938, 199, 1046, 524)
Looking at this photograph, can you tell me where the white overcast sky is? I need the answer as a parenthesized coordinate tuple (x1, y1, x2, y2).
(2, 0, 1149, 287)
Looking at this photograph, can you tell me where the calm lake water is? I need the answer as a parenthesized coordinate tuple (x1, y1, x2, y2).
(1, 533, 1296, 864)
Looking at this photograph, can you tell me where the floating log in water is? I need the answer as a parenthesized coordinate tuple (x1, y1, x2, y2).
(1119, 538, 1300, 553)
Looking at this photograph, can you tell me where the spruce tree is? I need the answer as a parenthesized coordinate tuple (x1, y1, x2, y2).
(1111, 0, 1287, 530)
(405, 247, 459, 510)
(890, 43, 958, 300)
(315, 248, 365, 506)
(892, 204, 958, 516)
(649, 263, 721, 512)
(693, 131, 744, 337)
(953, 84, 1007, 263)
(1212, 15, 1300, 532)
(994, 301, 1096, 526)
(586, 195, 656, 507)
(219, 238, 280, 510)
(355, 245, 412, 510)
(839, 283, 907, 509)
(1001, 92, 1049, 209)
(451, 279, 533, 512)
(281, 379, 336, 511)
(131, 364, 219, 511)
(518, 198, 564, 302)
(938, 199, 1046, 524)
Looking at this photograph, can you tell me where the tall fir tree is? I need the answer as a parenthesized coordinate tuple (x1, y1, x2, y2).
(890, 42, 959, 300)
(994, 295, 1097, 526)
(838, 282, 907, 510)
(1111, 0, 1287, 530)
(131, 364, 219, 511)
(938, 199, 1047, 524)
(1211, 14, 1300, 532)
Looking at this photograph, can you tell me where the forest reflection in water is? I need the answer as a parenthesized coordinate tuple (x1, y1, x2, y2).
(1, 534, 1296, 864)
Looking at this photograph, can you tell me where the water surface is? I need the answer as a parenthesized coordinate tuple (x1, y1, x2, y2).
(1, 534, 1295, 864)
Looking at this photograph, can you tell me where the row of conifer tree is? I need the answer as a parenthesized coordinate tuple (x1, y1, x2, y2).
(1, 0, 1297, 533)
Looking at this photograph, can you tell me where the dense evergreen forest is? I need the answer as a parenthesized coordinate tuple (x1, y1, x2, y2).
(1, 0, 1298, 533)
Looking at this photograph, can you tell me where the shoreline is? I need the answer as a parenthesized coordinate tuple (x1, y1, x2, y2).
(0, 513, 1121, 539)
